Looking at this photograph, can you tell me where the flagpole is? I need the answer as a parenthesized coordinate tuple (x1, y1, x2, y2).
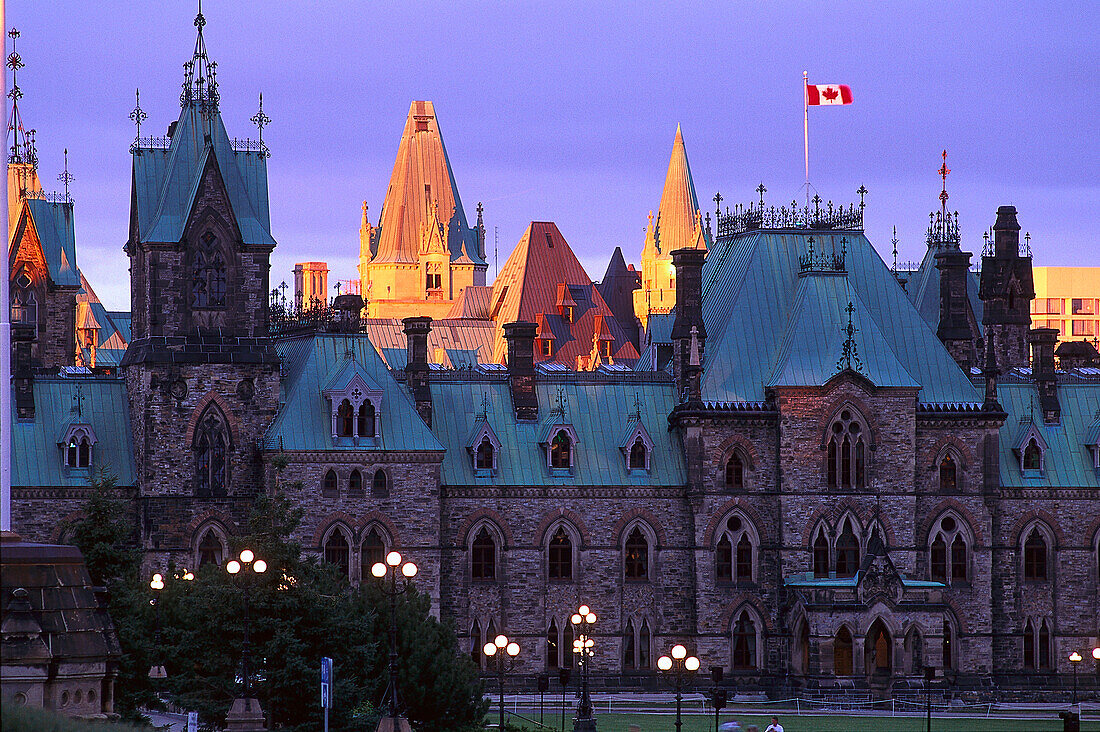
(803, 70, 810, 209)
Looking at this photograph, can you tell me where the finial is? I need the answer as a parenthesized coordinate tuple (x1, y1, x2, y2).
(689, 326, 701, 367)
(714, 191, 723, 217)
(812, 194, 822, 212)
(251, 92, 271, 154)
(71, 383, 85, 417)
(181, 0, 219, 114)
(891, 226, 898, 272)
(58, 148, 74, 201)
(6, 26, 37, 168)
(938, 150, 951, 214)
(837, 301, 863, 374)
(129, 88, 147, 141)
(857, 184, 868, 210)
(362, 200, 369, 221)
(756, 182, 767, 206)
(477, 201, 484, 223)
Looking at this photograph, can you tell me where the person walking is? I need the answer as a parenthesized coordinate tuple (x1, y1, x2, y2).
(764, 717, 784, 732)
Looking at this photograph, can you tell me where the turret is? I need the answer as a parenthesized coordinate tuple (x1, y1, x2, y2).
(979, 206, 1034, 370)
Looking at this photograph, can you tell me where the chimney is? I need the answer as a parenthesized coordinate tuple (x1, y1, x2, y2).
(503, 321, 538, 421)
(402, 316, 433, 427)
(993, 205, 1021, 258)
(1029, 328, 1060, 424)
(670, 248, 707, 400)
(12, 323, 35, 419)
(935, 247, 976, 371)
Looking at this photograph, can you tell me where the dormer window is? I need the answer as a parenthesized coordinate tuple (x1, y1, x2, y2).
(620, 421, 653, 472)
(63, 426, 95, 468)
(550, 430, 572, 469)
(1023, 438, 1042, 471)
(476, 438, 495, 471)
(629, 438, 647, 470)
(599, 340, 613, 359)
(338, 399, 355, 437)
(541, 339, 553, 357)
(468, 422, 501, 475)
(358, 401, 376, 438)
(323, 363, 384, 444)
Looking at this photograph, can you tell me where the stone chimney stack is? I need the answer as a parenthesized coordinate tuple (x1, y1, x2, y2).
(993, 205, 1021, 258)
(1029, 327, 1060, 424)
(935, 247, 977, 371)
(12, 323, 35, 419)
(504, 321, 539, 421)
(979, 205, 1035, 370)
(403, 316, 433, 427)
(670, 248, 707, 400)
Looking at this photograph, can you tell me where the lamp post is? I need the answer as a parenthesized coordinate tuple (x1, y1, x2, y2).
(657, 644, 699, 732)
(1093, 646, 1100, 679)
(148, 573, 167, 681)
(1069, 651, 1082, 705)
(371, 550, 418, 732)
(484, 633, 520, 730)
(225, 549, 267, 732)
(570, 605, 597, 732)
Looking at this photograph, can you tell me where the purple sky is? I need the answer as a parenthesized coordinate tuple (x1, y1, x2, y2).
(9, 1, 1098, 310)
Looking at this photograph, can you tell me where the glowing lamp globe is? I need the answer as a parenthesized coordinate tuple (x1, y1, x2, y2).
(578, 605, 590, 615)
(657, 655, 673, 671)
(672, 644, 687, 660)
(495, 635, 508, 647)
(386, 551, 402, 567)
(484, 642, 498, 657)
(240, 549, 254, 563)
(685, 656, 700, 671)
(402, 562, 418, 577)
(1093, 647, 1100, 661)
(371, 562, 386, 578)
(226, 560, 241, 574)
(507, 642, 520, 656)
(1069, 651, 1082, 663)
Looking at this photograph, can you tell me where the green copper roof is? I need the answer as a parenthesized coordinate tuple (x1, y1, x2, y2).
(429, 374, 684, 486)
(11, 378, 135, 487)
(998, 383, 1100, 487)
(25, 199, 81, 288)
(784, 571, 942, 589)
(701, 230, 980, 404)
(906, 243, 984, 333)
(264, 333, 442, 452)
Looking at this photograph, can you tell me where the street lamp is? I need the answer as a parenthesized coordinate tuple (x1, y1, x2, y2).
(570, 605, 597, 732)
(225, 549, 267, 731)
(1069, 651, 1082, 705)
(484, 633, 520, 730)
(371, 551, 418, 732)
(657, 644, 700, 732)
(148, 573, 167, 680)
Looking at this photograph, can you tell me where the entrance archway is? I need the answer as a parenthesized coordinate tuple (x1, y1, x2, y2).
(866, 619, 892, 676)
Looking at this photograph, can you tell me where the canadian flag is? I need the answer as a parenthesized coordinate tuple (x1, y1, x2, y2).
(806, 84, 853, 106)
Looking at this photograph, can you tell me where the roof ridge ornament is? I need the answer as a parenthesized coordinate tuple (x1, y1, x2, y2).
(836, 300, 864, 375)
(250, 92, 271, 157)
(180, 1, 219, 116)
(129, 88, 147, 143)
(58, 148, 74, 201)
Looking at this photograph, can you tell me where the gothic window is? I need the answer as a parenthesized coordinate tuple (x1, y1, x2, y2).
(939, 454, 957, 492)
(929, 514, 969, 584)
(1023, 527, 1048, 580)
(476, 437, 495, 471)
(795, 620, 810, 675)
(638, 619, 651, 670)
(358, 401, 376, 438)
(337, 400, 355, 437)
(471, 527, 496, 581)
(194, 407, 230, 497)
(548, 526, 573, 580)
(813, 528, 830, 578)
(1023, 619, 1035, 669)
(547, 619, 560, 669)
(550, 430, 572, 470)
(66, 431, 93, 468)
(425, 272, 442, 291)
(361, 528, 386, 578)
(197, 530, 225, 567)
(725, 452, 744, 490)
(732, 610, 758, 670)
(834, 626, 854, 676)
(562, 622, 574, 669)
(867, 619, 891, 673)
(942, 621, 954, 670)
(827, 409, 867, 489)
(14, 289, 38, 332)
(716, 514, 756, 583)
(623, 619, 637, 670)
(470, 619, 482, 664)
(905, 627, 923, 675)
(371, 469, 389, 498)
(1038, 620, 1051, 669)
(324, 530, 351, 579)
(624, 527, 649, 581)
(835, 519, 860, 578)
(1022, 438, 1043, 471)
(348, 469, 363, 495)
(192, 231, 226, 307)
(322, 469, 338, 497)
(629, 438, 647, 470)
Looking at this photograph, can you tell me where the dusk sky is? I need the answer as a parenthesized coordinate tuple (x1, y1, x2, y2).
(8, 1, 1098, 310)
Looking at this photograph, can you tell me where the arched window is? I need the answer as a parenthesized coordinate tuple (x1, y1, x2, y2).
(358, 401, 376, 438)
(324, 530, 351, 578)
(813, 527, 830, 578)
(732, 610, 757, 670)
(623, 619, 637, 670)
(197, 530, 225, 567)
(562, 622, 574, 669)
(827, 409, 867, 489)
(338, 400, 354, 437)
(361, 528, 386, 578)
(548, 526, 573, 580)
(629, 438, 647, 470)
(547, 619, 560, 669)
(939, 454, 957, 492)
(192, 231, 227, 307)
(1038, 619, 1051, 670)
(322, 469, 338, 497)
(905, 627, 923, 675)
(194, 407, 230, 497)
(470, 619, 482, 664)
(1023, 619, 1035, 669)
(715, 514, 756, 583)
(834, 626, 854, 676)
(550, 430, 572, 469)
(795, 620, 810, 675)
(348, 469, 363, 495)
(725, 452, 744, 490)
(929, 514, 969, 584)
(371, 469, 389, 498)
(624, 527, 649, 580)
(66, 431, 94, 468)
(835, 519, 860, 578)
(942, 621, 954, 670)
(15, 289, 38, 330)
(476, 437, 495, 470)
(867, 619, 891, 674)
(638, 619, 651, 670)
(471, 527, 496, 580)
(1023, 527, 1048, 580)
(1023, 438, 1043, 471)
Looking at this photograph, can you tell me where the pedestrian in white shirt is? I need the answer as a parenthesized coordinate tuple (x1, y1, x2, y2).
(764, 717, 784, 732)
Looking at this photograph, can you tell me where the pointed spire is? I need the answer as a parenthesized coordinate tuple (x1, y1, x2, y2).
(180, 0, 219, 115)
(6, 27, 37, 168)
(654, 124, 703, 253)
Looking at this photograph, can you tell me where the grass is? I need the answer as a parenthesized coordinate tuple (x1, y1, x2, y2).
(1, 704, 148, 732)
(508, 711, 1100, 732)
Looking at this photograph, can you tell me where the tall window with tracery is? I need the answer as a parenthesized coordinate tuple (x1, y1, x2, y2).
(827, 410, 866, 489)
(471, 527, 496, 580)
(194, 407, 229, 497)
(324, 531, 350, 578)
(835, 518, 860, 578)
(361, 528, 385, 578)
(624, 527, 649, 580)
(197, 530, 224, 567)
(358, 401, 376, 438)
(732, 611, 758, 669)
(813, 528, 830, 577)
(550, 430, 572, 470)
(1023, 527, 1048, 580)
(192, 231, 227, 307)
(725, 452, 744, 490)
(716, 515, 756, 583)
(929, 515, 969, 583)
(548, 526, 573, 580)
(939, 454, 957, 491)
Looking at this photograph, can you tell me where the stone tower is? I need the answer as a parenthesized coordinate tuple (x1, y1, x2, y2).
(120, 10, 280, 552)
(979, 206, 1035, 370)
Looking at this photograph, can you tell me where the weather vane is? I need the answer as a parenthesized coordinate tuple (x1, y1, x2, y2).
(938, 150, 951, 213)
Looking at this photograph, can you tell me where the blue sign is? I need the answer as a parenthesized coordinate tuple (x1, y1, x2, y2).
(321, 657, 333, 708)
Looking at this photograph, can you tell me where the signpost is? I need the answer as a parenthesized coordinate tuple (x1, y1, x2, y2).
(321, 656, 333, 732)
(186, 711, 198, 732)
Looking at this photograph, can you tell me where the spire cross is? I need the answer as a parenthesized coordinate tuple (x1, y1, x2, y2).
(756, 182, 767, 206)
(334, 281, 342, 296)
(71, 384, 85, 417)
(938, 150, 951, 213)
(713, 191, 723, 216)
(6, 27, 36, 168)
(891, 225, 899, 272)
(58, 148, 74, 199)
(857, 185, 868, 210)
(251, 92, 271, 149)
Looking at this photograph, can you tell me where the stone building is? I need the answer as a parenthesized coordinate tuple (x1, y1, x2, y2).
(7, 10, 1099, 704)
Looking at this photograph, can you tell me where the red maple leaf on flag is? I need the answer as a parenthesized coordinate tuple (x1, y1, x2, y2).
(822, 87, 839, 101)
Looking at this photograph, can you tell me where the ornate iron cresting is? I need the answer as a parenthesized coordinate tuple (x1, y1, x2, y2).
(24, 188, 72, 205)
(716, 195, 863, 239)
(926, 210, 960, 247)
(7, 27, 38, 168)
(180, 6, 220, 115)
(799, 236, 847, 273)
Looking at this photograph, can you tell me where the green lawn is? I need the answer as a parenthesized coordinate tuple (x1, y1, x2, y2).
(510, 711, 1100, 732)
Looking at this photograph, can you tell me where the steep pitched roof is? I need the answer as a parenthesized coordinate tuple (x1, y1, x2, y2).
(488, 222, 639, 367)
(654, 125, 706, 254)
(701, 230, 980, 404)
(596, 247, 641, 347)
(998, 383, 1100, 487)
(907, 242, 984, 333)
(17, 198, 81, 288)
(370, 101, 484, 266)
(447, 285, 493, 319)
